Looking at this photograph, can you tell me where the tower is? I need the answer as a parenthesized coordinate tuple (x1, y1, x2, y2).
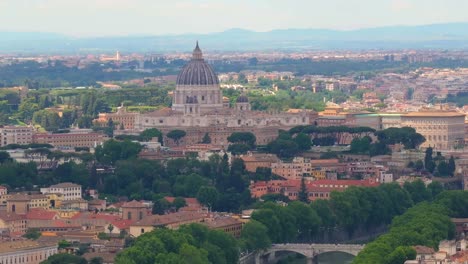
(235, 95, 251, 111)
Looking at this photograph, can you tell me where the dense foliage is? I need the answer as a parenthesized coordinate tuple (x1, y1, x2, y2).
(115, 224, 238, 264)
(248, 181, 444, 250)
(375, 127, 425, 149)
(353, 190, 468, 264)
(40, 253, 87, 264)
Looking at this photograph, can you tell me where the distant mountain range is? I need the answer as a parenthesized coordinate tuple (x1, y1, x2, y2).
(1, 22, 468, 54)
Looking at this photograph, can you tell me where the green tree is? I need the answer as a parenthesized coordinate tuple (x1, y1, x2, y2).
(437, 161, 451, 177)
(350, 136, 371, 154)
(298, 177, 308, 202)
(238, 73, 248, 84)
(266, 139, 299, 158)
(140, 128, 163, 142)
(384, 246, 416, 264)
(196, 186, 219, 208)
(107, 223, 114, 234)
(40, 253, 87, 264)
(227, 143, 251, 155)
(240, 220, 271, 251)
(178, 243, 209, 264)
(0, 151, 13, 163)
(414, 160, 424, 171)
(95, 139, 142, 164)
(172, 197, 187, 211)
(448, 156, 456, 176)
(167, 130, 187, 146)
(424, 147, 435, 173)
(294, 133, 311, 151)
(23, 228, 41, 240)
(152, 198, 171, 215)
(58, 240, 71, 249)
(201, 133, 211, 144)
(227, 132, 256, 148)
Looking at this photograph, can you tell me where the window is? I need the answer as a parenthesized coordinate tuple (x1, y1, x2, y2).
(127, 212, 132, 220)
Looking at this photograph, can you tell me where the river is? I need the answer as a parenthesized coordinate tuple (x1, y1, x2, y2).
(276, 252, 354, 264)
(316, 252, 354, 264)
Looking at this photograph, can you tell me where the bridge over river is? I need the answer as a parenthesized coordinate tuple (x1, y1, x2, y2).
(239, 243, 365, 264)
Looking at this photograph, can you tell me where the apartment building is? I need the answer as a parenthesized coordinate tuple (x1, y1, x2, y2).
(40, 182, 82, 201)
(0, 241, 57, 264)
(32, 131, 107, 149)
(0, 126, 33, 147)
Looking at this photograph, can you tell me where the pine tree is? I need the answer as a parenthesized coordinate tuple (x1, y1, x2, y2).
(298, 176, 308, 203)
(424, 147, 435, 173)
(201, 133, 211, 144)
(448, 156, 456, 176)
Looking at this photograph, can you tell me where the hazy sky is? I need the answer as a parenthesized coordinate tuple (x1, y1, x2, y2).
(0, 0, 467, 37)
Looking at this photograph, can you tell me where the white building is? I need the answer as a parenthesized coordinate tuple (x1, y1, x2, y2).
(0, 241, 57, 264)
(40, 182, 82, 201)
(0, 186, 7, 196)
(379, 172, 394, 184)
(0, 126, 33, 147)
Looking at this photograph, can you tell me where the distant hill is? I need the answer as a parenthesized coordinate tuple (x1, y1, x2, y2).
(1, 22, 468, 53)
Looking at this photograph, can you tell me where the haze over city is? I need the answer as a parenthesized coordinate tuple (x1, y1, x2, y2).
(0, 0, 467, 36)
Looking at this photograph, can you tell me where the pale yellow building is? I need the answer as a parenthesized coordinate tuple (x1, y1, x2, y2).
(0, 211, 27, 235)
(129, 211, 206, 237)
(401, 110, 466, 150)
(271, 157, 341, 180)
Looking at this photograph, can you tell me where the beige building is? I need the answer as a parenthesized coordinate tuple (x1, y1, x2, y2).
(203, 217, 243, 238)
(401, 109, 466, 150)
(0, 241, 57, 264)
(6, 195, 30, 215)
(129, 211, 206, 237)
(32, 131, 107, 149)
(121, 200, 147, 221)
(40, 182, 82, 201)
(0, 126, 33, 147)
(239, 153, 280, 173)
(95, 106, 139, 130)
(0, 186, 7, 196)
(271, 158, 342, 180)
(0, 211, 27, 235)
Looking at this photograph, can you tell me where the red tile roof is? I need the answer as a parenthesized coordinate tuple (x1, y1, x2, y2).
(26, 209, 58, 220)
(111, 219, 133, 230)
(122, 200, 145, 208)
(0, 212, 26, 221)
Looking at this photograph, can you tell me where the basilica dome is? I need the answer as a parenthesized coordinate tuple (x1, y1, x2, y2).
(176, 42, 219, 86)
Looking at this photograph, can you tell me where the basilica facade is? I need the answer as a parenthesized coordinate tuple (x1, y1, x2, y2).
(98, 43, 315, 146)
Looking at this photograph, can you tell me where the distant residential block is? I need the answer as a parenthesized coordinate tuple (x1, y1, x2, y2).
(33, 131, 107, 149)
(0, 126, 33, 147)
(40, 182, 82, 201)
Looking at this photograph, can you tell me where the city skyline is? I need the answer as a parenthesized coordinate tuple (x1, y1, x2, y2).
(0, 0, 467, 37)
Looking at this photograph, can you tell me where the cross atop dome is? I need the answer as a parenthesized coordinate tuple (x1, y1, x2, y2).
(192, 41, 203, 60)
